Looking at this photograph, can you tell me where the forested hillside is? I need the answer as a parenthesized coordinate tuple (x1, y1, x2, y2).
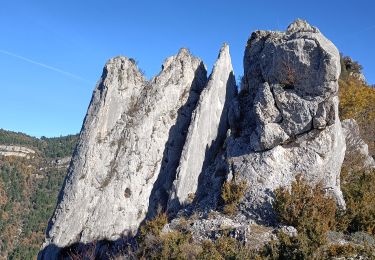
(0, 131, 78, 259)
(0, 130, 78, 158)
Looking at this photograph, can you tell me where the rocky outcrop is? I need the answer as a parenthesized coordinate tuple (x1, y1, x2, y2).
(0, 145, 36, 158)
(39, 19, 371, 258)
(225, 19, 346, 220)
(342, 119, 375, 170)
(168, 44, 236, 211)
(341, 55, 367, 83)
(241, 19, 341, 150)
(52, 157, 72, 168)
(40, 49, 207, 257)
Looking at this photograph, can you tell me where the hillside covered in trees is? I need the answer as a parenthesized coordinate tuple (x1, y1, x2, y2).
(0, 132, 78, 259)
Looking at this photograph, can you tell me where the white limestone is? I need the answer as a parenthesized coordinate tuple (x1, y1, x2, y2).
(0, 145, 36, 158)
(169, 44, 236, 209)
(226, 19, 346, 219)
(40, 49, 207, 256)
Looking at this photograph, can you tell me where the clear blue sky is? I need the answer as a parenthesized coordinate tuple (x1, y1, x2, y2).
(1, 0, 374, 137)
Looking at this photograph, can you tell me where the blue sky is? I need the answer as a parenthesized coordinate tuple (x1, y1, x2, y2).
(1, 0, 374, 137)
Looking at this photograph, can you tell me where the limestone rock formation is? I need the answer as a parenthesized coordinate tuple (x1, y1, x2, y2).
(342, 119, 375, 170)
(40, 49, 207, 256)
(38, 19, 371, 258)
(168, 44, 236, 210)
(0, 145, 36, 158)
(226, 19, 346, 220)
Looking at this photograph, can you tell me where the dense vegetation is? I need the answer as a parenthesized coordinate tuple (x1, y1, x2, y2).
(272, 176, 337, 257)
(0, 131, 78, 259)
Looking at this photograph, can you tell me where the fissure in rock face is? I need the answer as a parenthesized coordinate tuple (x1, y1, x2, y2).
(40, 19, 353, 258)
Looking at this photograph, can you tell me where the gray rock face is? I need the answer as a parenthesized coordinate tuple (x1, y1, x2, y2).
(241, 19, 341, 151)
(168, 44, 237, 210)
(226, 19, 346, 219)
(41, 49, 207, 255)
(342, 119, 375, 170)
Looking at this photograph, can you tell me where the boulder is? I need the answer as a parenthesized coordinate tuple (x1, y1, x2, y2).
(226, 19, 346, 220)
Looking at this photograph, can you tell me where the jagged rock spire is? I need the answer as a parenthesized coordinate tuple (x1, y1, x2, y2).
(39, 49, 207, 258)
(168, 44, 237, 211)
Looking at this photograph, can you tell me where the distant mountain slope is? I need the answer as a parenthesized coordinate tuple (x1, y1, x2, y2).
(0, 130, 78, 259)
(0, 129, 79, 158)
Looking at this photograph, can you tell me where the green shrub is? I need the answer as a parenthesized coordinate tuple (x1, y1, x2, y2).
(221, 179, 247, 215)
(196, 240, 223, 260)
(275, 231, 309, 259)
(139, 231, 197, 260)
(273, 176, 337, 256)
(273, 176, 336, 232)
(214, 236, 240, 259)
(324, 243, 357, 258)
(338, 168, 375, 235)
(139, 212, 168, 240)
(316, 242, 375, 259)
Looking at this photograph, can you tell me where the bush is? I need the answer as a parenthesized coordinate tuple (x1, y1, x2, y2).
(324, 243, 357, 258)
(221, 179, 247, 215)
(340, 55, 363, 80)
(273, 176, 337, 234)
(139, 212, 168, 240)
(139, 231, 198, 260)
(196, 240, 223, 260)
(273, 176, 337, 256)
(338, 168, 375, 235)
(214, 236, 240, 259)
(318, 243, 375, 259)
(339, 77, 375, 157)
